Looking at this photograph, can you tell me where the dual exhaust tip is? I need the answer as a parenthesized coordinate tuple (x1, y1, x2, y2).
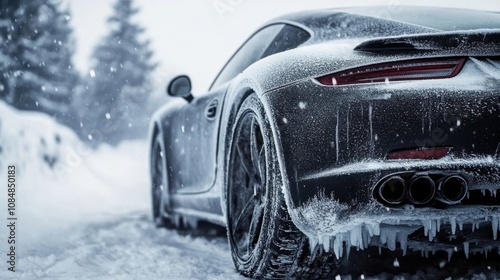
(378, 175, 468, 206)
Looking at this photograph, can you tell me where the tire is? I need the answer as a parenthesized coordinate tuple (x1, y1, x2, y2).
(151, 133, 173, 228)
(226, 94, 340, 279)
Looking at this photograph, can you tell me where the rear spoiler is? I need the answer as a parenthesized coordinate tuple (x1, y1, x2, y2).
(355, 30, 500, 54)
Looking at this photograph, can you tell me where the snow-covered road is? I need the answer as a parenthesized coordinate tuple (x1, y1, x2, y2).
(4, 212, 241, 280)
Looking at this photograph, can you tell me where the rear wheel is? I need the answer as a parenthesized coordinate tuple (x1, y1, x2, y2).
(226, 94, 339, 279)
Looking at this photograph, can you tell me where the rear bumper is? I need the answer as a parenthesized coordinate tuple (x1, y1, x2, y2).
(290, 158, 500, 258)
(299, 156, 500, 206)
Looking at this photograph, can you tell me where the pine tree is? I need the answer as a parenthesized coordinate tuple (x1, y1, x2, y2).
(0, 0, 79, 123)
(0, 0, 20, 101)
(81, 0, 156, 145)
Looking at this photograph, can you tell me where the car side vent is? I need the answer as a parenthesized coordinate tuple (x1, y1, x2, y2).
(316, 58, 466, 86)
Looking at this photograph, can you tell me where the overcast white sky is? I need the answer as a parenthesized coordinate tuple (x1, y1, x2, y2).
(67, 0, 500, 93)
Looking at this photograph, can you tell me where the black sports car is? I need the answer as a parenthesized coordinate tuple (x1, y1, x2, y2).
(149, 6, 500, 278)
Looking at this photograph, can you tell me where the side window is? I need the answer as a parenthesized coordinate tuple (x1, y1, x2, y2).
(211, 24, 311, 90)
(261, 24, 311, 59)
(211, 24, 284, 89)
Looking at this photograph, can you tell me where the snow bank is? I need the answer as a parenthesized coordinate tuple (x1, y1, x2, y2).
(0, 100, 83, 179)
(0, 101, 149, 249)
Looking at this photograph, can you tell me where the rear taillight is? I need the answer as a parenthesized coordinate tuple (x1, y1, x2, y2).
(316, 58, 466, 86)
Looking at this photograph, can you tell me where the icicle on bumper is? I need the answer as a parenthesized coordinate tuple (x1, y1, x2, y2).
(292, 195, 500, 259)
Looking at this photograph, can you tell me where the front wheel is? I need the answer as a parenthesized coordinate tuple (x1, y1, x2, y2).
(226, 94, 339, 279)
(151, 133, 171, 228)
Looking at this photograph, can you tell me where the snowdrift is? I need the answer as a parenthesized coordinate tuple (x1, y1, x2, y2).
(0, 101, 149, 247)
(0, 100, 84, 179)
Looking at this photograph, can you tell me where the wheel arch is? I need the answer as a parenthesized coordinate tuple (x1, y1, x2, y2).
(258, 91, 297, 225)
(219, 86, 255, 219)
(149, 122, 160, 153)
(219, 81, 293, 222)
(148, 120, 165, 178)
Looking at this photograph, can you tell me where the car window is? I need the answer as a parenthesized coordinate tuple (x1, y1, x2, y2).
(211, 24, 283, 89)
(210, 24, 310, 90)
(261, 24, 311, 59)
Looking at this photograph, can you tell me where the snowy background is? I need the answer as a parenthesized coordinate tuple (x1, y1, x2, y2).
(2, 0, 500, 279)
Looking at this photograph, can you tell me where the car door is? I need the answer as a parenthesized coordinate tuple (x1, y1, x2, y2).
(170, 23, 310, 194)
(168, 87, 226, 194)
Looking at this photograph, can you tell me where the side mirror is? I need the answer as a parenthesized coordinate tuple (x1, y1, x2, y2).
(167, 75, 193, 103)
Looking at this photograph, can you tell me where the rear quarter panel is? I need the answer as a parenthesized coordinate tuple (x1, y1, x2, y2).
(261, 58, 500, 210)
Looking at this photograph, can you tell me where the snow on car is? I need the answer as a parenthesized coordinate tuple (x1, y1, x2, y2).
(149, 6, 500, 278)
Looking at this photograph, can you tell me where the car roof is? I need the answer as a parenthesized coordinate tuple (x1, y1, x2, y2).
(341, 6, 500, 31)
(269, 6, 500, 41)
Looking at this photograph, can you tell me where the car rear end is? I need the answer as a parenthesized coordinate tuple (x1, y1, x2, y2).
(261, 31, 500, 257)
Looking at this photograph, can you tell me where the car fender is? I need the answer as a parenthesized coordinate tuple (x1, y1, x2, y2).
(148, 98, 186, 164)
(149, 98, 186, 138)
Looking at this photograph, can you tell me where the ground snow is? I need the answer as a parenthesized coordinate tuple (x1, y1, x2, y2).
(2, 214, 241, 280)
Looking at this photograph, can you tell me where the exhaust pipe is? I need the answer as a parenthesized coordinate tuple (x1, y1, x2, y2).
(408, 175, 436, 205)
(378, 176, 407, 205)
(436, 175, 468, 205)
